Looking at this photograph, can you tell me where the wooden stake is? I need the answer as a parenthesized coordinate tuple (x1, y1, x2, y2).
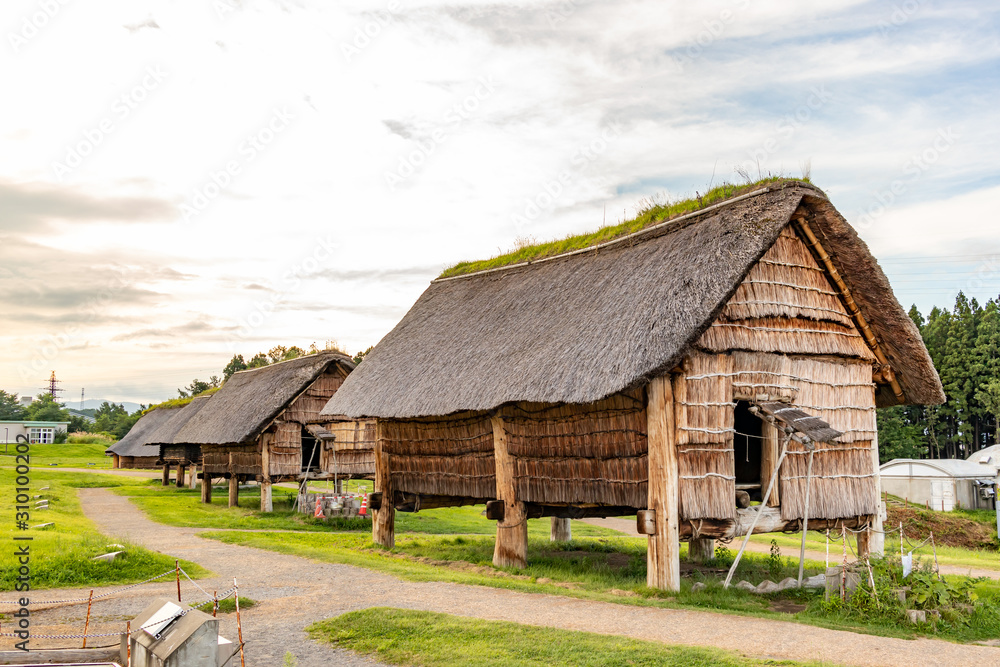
(82, 589, 93, 648)
(492, 415, 527, 569)
(646, 375, 679, 591)
(126, 621, 131, 666)
(373, 420, 395, 548)
(175, 560, 181, 602)
(841, 529, 847, 601)
(550, 517, 571, 542)
(234, 578, 245, 667)
(213, 590, 218, 617)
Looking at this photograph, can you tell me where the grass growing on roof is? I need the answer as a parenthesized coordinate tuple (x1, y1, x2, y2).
(144, 386, 220, 413)
(308, 607, 816, 667)
(0, 469, 209, 590)
(440, 177, 812, 279)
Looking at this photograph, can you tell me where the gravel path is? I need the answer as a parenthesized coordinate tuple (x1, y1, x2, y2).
(3, 490, 999, 666)
(582, 517, 1000, 580)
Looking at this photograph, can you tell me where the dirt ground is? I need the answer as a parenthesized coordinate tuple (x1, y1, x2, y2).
(3, 489, 1000, 666)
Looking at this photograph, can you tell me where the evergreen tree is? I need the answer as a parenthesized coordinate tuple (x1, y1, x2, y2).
(0, 390, 25, 420)
(223, 354, 247, 380)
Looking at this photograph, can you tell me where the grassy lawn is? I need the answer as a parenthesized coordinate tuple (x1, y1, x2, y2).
(0, 441, 112, 469)
(113, 481, 621, 538)
(307, 607, 816, 667)
(0, 469, 209, 591)
(202, 529, 1000, 643)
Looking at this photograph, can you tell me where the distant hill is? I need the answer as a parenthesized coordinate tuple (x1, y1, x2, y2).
(79, 399, 145, 414)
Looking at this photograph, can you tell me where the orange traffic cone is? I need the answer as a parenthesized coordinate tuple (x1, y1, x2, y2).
(314, 497, 324, 518)
(359, 493, 368, 516)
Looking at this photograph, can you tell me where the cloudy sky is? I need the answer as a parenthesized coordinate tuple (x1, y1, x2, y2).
(1, 0, 998, 405)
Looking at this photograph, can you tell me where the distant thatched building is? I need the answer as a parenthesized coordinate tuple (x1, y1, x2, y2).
(176, 351, 371, 509)
(146, 394, 214, 488)
(107, 408, 174, 470)
(322, 180, 944, 590)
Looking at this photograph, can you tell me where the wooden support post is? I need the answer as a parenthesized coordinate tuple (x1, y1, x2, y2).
(492, 415, 527, 569)
(176, 464, 186, 488)
(857, 526, 871, 560)
(228, 475, 239, 508)
(687, 537, 715, 563)
(161, 464, 170, 486)
(260, 435, 273, 512)
(646, 375, 680, 591)
(201, 474, 213, 504)
(550, 517, 572, 542)
(372, 421, 395, 548)
(869, 421, 885, 555)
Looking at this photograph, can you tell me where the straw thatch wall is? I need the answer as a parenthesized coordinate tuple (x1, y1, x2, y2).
(380, 412, 495, 499)
(320, 420, 376, 477)
(202, 443, 261, 476)
(497, 389, 647, 508)
(269, 422, 302, 476)
(674, 352, 736, 520)
(697, 227, 875, 360)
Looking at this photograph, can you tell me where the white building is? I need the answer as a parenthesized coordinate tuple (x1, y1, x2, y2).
(880, 458, 997, 511)
(0, 420, 70, 444)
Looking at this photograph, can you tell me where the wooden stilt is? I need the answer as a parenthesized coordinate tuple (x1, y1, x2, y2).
(260, 479, 273, 513)
(201, 475, 213, 504)
(161, 464, 170, 486)
(176, 465, 186, 489)
(646, 375, 680, 591)
(492, 415, 527, 569)
(373, 421, 395, 548)
(550, 517, 572, 542)
(228, 475, 239, 508)
(260, 437, 273, 512)
(687, 537, 715, 563)
(857, 526, 871, 560)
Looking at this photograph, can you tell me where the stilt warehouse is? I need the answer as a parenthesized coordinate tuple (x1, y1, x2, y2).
(106, 407, 175, 470)
(321, 179, 945, 591)
(175, 351, 375, 511)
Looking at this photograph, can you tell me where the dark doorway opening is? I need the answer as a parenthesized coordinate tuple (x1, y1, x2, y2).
(301, 429, 320, 473)
(734, 401, 763, 500)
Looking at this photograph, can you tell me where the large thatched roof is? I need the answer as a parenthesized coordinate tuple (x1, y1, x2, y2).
(324, 182, 943, 420)
(176, 351, 354, 445)
(106, 408, 174, 458)
(147, 394, 213, 446)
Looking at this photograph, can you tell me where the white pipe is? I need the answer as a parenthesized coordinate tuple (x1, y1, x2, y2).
(798, 448, 815, 586)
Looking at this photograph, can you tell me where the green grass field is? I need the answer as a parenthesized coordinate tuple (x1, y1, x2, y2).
(113, 481, 621, 538)
(307, 607, 815, 667)
(0, 441, 112, 469)
(0, 469, 208, 591)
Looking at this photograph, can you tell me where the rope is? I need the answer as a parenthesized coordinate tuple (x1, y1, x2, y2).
(0, 568, 179, 607)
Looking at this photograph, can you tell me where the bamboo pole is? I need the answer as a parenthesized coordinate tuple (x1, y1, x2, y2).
(797, 448, 815, 587)
(234, 578, 245, 667)
(82, 589, 93, 648)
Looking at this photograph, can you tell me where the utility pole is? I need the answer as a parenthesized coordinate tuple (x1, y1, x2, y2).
(80, 388, 85, 411)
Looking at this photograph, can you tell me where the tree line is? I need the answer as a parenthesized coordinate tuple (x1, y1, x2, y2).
(0, 390, 145, 440)
(878, 292, 1000, 463)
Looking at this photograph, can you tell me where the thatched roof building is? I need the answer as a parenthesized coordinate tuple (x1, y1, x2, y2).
(323, 180, 944, 589)
(176, 351, 370, 509)
(106, 408, 175, 469)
